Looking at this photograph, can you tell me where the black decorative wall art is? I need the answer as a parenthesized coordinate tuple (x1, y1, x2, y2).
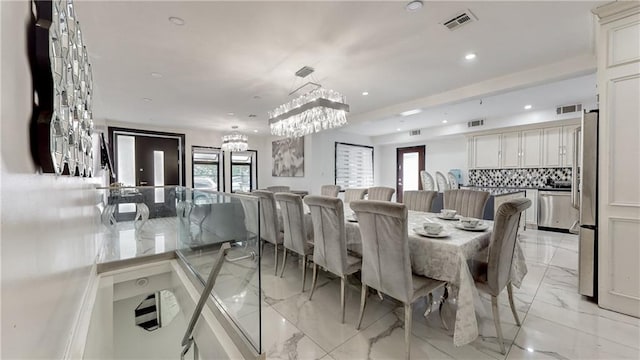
(30, 0, 94, 176)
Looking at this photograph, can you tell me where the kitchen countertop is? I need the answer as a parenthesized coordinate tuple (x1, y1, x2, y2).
(464, 185, 573, 192)
(462, 186, 527, 196)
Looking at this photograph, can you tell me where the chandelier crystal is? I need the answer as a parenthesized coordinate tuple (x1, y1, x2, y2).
(221, 126, 248, 152)
(269, 67, 349, 138)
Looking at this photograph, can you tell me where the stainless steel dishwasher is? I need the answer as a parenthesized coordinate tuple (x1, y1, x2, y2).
(538, 190, 580, 231)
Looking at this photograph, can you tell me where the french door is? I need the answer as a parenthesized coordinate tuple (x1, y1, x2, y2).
(396, 146, 425, 203)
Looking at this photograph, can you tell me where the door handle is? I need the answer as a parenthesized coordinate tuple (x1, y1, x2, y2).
(569, 220, 580, 234)
(139, 181, 148, 185)
(571, 128, 581, 209)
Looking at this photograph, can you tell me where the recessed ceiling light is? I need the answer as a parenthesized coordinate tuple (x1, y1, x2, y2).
(405, 0, 424, 12)
(524, 104, 533, 110)
(400, 109, 422, 117)
(362, 91, 369, 96)
(253, 129, 258, 133)
(227, 112, 234, 116)
(151, 72, 163, 78)
(396, 128, 402, 131)
(442, 119, 448, 123)
(248, 114, 257, 118)
(465, 53, 477, 60)
(169, 16, 185, 26)
(143, 98, 152, 102)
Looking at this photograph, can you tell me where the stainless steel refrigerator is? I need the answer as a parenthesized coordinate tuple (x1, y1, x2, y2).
(571, 110, 598, 298)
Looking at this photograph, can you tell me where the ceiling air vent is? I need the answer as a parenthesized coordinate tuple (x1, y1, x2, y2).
(409, 129, 421, 136)
(468, 119, 484, 128)
(556, 103, 583, 115)
(442, 10, 478, 31)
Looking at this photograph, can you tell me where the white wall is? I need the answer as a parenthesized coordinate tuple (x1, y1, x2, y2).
(257, 129, 374, 195)
(377, 136, 468, 196)
(1, 2, 104, 357)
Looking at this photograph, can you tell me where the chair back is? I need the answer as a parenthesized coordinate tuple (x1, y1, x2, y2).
(267, 186, 290, 193)
(367, 186, 395, 201)
(402, 190, 437, 212)
(344, 188, 368, 203)
(486, 198, 531, 295)
(320, 185, 341, 197)
(420, 171, 436, 191)
(350, 200, 412, 303)
(304, 196, 349, 275)
(275, 193, 309, 255)
(443, 189, 490, 218)
(237, 194, 259, 236)
(252, 190, 281, 244)
(447, 171, 459, 189)
(435, 171, 449, 192)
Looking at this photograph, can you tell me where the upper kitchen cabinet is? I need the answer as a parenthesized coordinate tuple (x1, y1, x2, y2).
(501, 131, 521, 168)
(522, 129, 543, 167)
(562, 124, 580, 167)
(473, 133, 501, 168)
(543, 127, 563, 167)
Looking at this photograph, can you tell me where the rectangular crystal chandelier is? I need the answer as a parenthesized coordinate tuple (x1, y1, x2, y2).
(269, 67, 349, 138)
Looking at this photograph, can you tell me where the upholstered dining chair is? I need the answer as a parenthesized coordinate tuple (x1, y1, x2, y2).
(344, 188, 368, 203)
(266, 186, 290, 193)
(237, 193, 259, 243)
(350, 200, 446, 360)
(402, 190, 437, 212)
(252, 190, 284, 275)
(367, 186, 395, 201)
(420, 170, 436, 191)
(447, 171, 459, 189)
(304, 195, 362, 323)
(275, 193, 314, 291)
(435, 171, 450, 192)
(443, 189, 490, 218)
(320, 185, 341, 197)
(467, 198, 531, 354)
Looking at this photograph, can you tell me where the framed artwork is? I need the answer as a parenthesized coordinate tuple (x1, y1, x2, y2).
(272, 137, 304, 177)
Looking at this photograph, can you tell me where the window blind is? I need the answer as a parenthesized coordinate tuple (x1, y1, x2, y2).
(335, 142, 374, 189)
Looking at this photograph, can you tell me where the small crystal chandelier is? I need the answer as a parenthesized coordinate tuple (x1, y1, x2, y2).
(221, 126, 248, 152)
(269, 66, 349, 138)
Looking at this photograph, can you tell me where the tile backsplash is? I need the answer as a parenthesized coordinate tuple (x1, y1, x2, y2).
(469, 168, 572, 188)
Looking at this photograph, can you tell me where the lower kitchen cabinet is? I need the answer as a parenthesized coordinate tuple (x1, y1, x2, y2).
(525, 189, 538, 228)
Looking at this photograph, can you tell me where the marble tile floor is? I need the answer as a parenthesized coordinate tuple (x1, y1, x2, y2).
(209, 230, 640, 360)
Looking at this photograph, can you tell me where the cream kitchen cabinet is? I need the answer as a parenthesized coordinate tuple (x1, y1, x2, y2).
(521, 129, 543, 167)
(473, 133, 501, 168)
(543, 127, 563, 167)
(562, 124, 580, 167)
(501, 131, 521, 168)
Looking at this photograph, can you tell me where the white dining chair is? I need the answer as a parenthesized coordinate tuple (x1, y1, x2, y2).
(367, 186, 395, 201)
(252, 190, 284, 275)
(443, 189, 490, 218)
(447, 171, 459, 189)
(350, 200, 446, 360)
(320, 185, 341, 197)
(305, 195, 362, 323)
(344, 188, 368, 203)
(420, 171, 436, 191)
(266, 186, 290, 193)
(435, 171, 449, 192)
(402, 190, 437, 212)
(467, 198, 531, 354)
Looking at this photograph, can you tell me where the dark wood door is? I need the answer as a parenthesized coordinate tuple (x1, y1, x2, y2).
(135, 135, 180, 218)
(396, 146, 425, 203)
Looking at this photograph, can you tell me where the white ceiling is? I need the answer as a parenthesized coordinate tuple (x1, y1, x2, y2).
(75, 1, 603, 136)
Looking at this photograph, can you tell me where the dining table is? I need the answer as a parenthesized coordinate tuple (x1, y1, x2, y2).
(276, 204, 528, 346)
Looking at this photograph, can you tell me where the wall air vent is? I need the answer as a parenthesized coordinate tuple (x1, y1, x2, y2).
(468, 119, 484, 128)
(409, 129, 421, 136)
(556, 103, 583, 115)
(442, 10, 478, 31)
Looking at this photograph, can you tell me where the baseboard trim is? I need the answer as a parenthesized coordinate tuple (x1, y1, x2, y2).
(63, 263, 100, 360)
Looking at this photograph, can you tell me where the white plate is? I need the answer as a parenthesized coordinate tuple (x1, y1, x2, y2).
(413, 227, 450, 238)
(436, 214, 461, 221)
(455, 223, 490, 232)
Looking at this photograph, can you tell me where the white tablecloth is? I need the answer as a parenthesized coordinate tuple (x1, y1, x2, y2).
(343, 209, 527, 347)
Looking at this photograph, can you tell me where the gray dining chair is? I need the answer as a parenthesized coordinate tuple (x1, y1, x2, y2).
(435, 171, 449, 192)
(350, 200, 446, 360)
(275, 193, 314, 291)
(402, 190, 437, 212)
(420, 170, 436, 191)
(266, 186, 290, 193)
(344, 188, 368, 203)
(252, 190, 284, 275)
(367, 186, 395, 201)
(467, 198, 531, 354)
(304, 195, 362, 323)
(237, 193, 259, 243)
(320, 185, 341, 197)
(443, 189, 490, 218)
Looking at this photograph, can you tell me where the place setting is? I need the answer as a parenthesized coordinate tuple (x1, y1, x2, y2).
(454, 217, 490, 232)
(413, 219, 451, 239)
(436, 209, 462, 221)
